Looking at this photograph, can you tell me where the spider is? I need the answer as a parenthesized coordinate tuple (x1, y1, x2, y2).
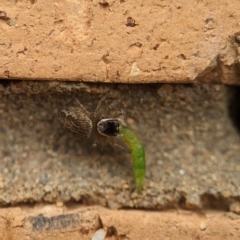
(58, 97, 126, 150)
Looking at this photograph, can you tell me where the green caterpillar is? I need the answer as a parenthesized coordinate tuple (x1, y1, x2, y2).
(119, 126, 146, 191)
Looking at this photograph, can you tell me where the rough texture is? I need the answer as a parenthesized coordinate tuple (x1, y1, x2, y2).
(0, 205, 240, 240)
(1, 1, 240, 84)
(0, 81, 240, 213)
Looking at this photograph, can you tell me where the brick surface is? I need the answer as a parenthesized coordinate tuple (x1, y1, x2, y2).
(0, 206, 240, 240)
(1, 1, 240, 83)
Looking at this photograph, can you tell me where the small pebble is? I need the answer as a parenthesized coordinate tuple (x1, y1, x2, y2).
(7, 18, 16, 26)
(179, 169, 185, 175)
(185, 193, 201, 209)
(92, 228, 106, 240)
(200, 222, 207, 231)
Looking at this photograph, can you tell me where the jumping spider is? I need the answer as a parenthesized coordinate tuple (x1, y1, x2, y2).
(58, 97, 126, 149)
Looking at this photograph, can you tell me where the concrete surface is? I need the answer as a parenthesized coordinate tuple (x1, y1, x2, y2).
(0, 81, 240, 213)
(1, 1, 240, 83)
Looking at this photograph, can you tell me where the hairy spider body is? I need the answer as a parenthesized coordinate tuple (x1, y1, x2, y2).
(58, 107, 93, 138)
(58, 97, 123, 145)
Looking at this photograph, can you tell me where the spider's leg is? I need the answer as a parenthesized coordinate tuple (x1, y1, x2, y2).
(74, 97, 90, 116)
(108, 99, 121, 110)
(106, 98, 124, 116)
(109, 137, 128, 152)
(110, 142, 129, 152)
(95, 96, 107, 113)
(115, 110, 126, 117)
(92, 140, 99, 148)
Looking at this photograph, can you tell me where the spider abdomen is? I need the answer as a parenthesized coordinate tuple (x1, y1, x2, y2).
(58, 107, 93, 139)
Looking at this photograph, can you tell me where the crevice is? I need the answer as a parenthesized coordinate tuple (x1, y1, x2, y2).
(200, 193, 229, 211)
(99, 1, 110, 8)
(227, 85, 240, 134)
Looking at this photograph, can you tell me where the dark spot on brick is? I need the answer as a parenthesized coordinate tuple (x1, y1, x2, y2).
(234, 31, 240, 44)
(126, 17, 138, 27)
(153, 43, 160, 50)
(130, 42, 142, 48)
(0, 11, 9, 20)
(205, 17, 214, 24)
(178, 54, 186, 60)
(79, 226, 90, 235)
(99, 1, 109, 7)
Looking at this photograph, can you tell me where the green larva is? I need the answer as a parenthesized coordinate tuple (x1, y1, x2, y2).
(119, 125, 146, 191)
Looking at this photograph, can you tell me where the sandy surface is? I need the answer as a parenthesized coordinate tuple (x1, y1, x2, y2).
(0, 81, 240, 213)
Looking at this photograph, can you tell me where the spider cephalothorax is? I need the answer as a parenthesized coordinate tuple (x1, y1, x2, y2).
(97, 118, 120, 137)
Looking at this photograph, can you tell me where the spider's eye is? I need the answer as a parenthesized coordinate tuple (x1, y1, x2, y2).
(97, 119, 120, 137)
